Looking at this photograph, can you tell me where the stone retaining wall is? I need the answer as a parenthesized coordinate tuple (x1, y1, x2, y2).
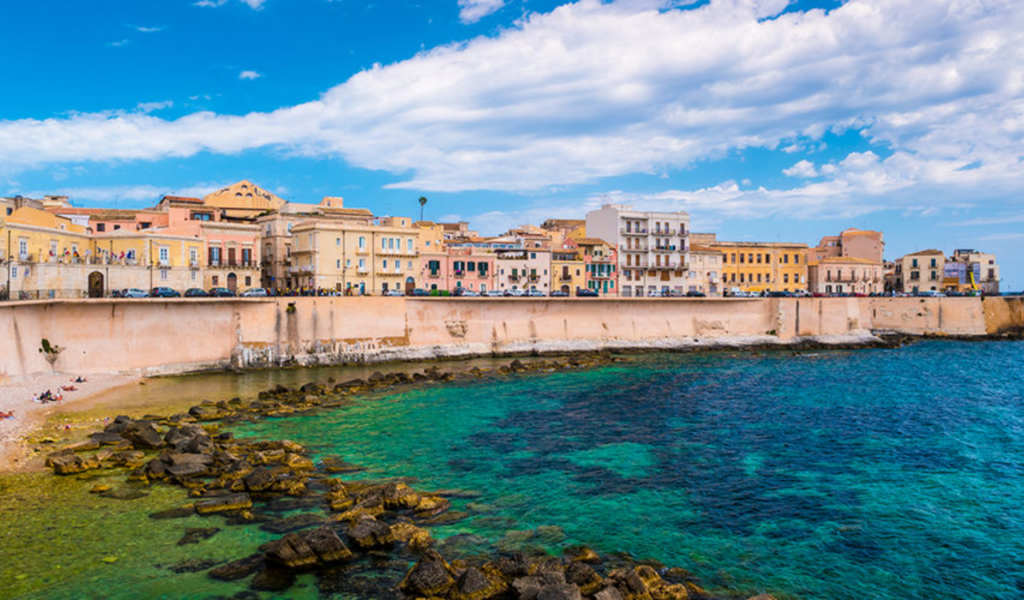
(1, 296, 1020, 380)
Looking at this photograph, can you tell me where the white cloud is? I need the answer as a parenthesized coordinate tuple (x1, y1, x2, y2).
(21, 182, 229, 205)
(135, 101, 174, 114)
(195, 0, 264, 8)
(458, 0, 506, 24)
(107, 39, 130, 48)
(239, 70, 263, 80)
(4, 0, 1024, 212)
(977, 232, 1024, 241)
(131, 25, 165, 33)
(783, 159, 818, 178)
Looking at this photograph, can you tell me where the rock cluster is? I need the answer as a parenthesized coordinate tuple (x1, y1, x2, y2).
(43, 354, 775, 599)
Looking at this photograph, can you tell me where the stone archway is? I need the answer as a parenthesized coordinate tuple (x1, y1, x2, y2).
(227, 272, 238, 293)
(88, 271, 105, 298)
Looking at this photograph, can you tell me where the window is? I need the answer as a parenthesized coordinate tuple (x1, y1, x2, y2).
(359, 236, 366, 250)
(191, 271, 197, 281)
(346, 259, 351, 267)
(245, 276, 252, 286)
(795, 254, 800, 264)
(336, 259, 341, 269)
(336, 237, 341, 246)
(114, 225, 121, 230)
(407, 239, 414, 252)
(383, 259, 388, 269)
(784, 274, 789, 283)
(359, 258, 366, 270)
(159, 247, 169, 264)
(160, 269, 168, 280)
(530, 253, 536, 259)
(739, 254, 745, 264)
(189, 248, 198, 264)
(212, 276, 219, 286)
(408, 261, 413, 269)
(96, 223, 106, 232)
(757, 254, 762, 264)
(382, 238, 387, 250)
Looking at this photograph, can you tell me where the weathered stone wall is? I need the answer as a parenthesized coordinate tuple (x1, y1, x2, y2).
(1, 296, 1020, 381)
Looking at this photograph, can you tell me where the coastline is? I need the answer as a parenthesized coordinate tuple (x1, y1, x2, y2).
(0, 372, 141, 472)
(0, 331, 902, 474)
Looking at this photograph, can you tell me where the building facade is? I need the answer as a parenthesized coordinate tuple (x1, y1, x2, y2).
(494, 248, 551, 294)
(420, 247, 495, 294)
(289, 217, 419, 295)
(807, 257, 884, 295)
(711, 240, 808, 294)
(586, 204, 690, 297)
(894, 250, 944, 294)
(576, 238, 618, 296)
(686, 246, 724, 296)
(944, 249, 1000, 294)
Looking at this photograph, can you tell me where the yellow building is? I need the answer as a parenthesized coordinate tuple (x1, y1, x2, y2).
(414, 221, 447, 254)
(551, 248, 586, 295)
(711, 241, 809, 294)
(1, 206, 204, 298)
(290, 216, 420, 295)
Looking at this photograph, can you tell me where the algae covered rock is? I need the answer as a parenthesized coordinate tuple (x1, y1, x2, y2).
(399, 549, 455, 597)
(194, 492, 252, 514)
(50, 454, 100, 475)
(345, 515, 394, 549)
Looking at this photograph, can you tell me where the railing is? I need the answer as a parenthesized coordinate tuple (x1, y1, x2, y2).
(559, 275, 573, 282)
(652, 229, 676, 236)
(529, 275, 540, 282)
(621, 228, 648, 235)
(653, 246, 678, 252)
(508, 275, 521, 282)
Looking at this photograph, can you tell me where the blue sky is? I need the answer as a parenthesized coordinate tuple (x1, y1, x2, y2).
(1, 0, 1022, 289)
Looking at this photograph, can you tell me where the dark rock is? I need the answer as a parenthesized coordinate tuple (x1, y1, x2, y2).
(149, 506, 195, 520)
(303, 527, 354, 564)
(168, 558, 221, 573)
(422, 510, 470, 526)
(146, 458, 168, 479)
(537, 584, 583, 600)
(177, 527, 221, 545)
(208, 554, 264, 581)
(122, 421, 165, 449)
(195, 493, 252, 515)
(399, 549, 455, 597)
(243, 466, 276, 492)
(346, 516, 395, 549)
(565, 545, 602, 564)
(381, 482, 420, 509)
(495, 552, 531, 578)
(263, 532, 318, 568)
(250, 566, 296, 592)
(49, 454, 100, 475)
(565, 561, 603, 595)
(449, 566, 506, 600)
(593, 587, 624, 600)
(259, 513, 324, 534)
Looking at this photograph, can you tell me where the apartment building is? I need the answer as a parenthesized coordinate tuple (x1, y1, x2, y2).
(551, 245, 586, 295)
(494, 248, 551, 293)
(711, 240, 808, 293)
(1, 206, 203, 299)
(420, 247, 495, 294)
(686, 245, 724, 296)
(944, 249, 1000, 294)
(585, 204, 690, 297)
(894, 250, 944, 294)
(807, 257, 883, 295)
(576, 238, 618, 296)
(289, 216, 419, 295)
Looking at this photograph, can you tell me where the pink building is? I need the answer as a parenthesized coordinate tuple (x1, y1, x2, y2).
(420, 248, 496, 294)
(578, 238, 619, 296)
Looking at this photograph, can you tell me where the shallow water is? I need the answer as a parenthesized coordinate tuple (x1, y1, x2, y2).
(2, 341, 1023, 599)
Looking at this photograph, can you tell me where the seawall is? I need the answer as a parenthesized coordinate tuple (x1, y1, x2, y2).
(1, 296, 1021, 381)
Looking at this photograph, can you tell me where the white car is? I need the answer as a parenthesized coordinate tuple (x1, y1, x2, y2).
(458, 289, 480, 297)
(505, 289, 526, 297)
(526, 289, 546, 297)
(384, 289, 404, 297)
(484, 290, 505, 297)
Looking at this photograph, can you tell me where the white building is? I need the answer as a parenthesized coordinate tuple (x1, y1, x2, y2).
(585, 204, 691, 297)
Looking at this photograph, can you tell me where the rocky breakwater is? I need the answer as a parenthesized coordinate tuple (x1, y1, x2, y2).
(41, 354, 775, 599)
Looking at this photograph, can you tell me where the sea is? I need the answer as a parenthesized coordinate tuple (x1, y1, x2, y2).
(1, 340, 1022, 599)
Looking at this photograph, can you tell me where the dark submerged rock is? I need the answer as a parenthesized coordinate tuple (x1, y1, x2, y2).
(399, 549, 455, 597)
(207, 554, 264, 581)
(177, 527, 221, 546)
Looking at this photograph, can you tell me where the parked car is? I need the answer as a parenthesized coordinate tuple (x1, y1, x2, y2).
(686, 290, 707, 297)
(384, 289, 404, 297)
(484, 290, 505, 297)
(504, 289, 526, 297)
(526, 289, 546, 297)
(549, 290, 569, 297)
(184, 288, 209, 297)
(240, 287, 268, 297)
(575, 289, 599, 297)
(121, 288, 149, 298)
(410, 288, 431, 297)
(456, 289, 480, 297)
(792, 289, 812, 298)
(768, 291, 793, 298)
(151, 287, 181, 298)
(209, 287, 236, 297)
(110, 289, 124, 298)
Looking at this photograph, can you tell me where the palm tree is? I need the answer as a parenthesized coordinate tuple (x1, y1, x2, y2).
(418, 196, 428, 222)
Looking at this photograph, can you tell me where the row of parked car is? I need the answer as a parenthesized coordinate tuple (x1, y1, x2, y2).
(390, 288, 603, 298)
(110, 287, 269, 298)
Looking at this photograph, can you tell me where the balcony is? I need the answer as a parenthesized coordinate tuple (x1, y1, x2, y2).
(454, 272, 466, 278)
(652, 229, 676, 236)
(621, 228, 648, 236)
(653, 245, 678, 252)
(529, 275, 540, 282)
(559, 275, 573, 282)
(508, 275, 521, 282)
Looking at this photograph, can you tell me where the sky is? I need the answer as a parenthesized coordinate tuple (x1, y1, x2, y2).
(1, 0, 1021, 289)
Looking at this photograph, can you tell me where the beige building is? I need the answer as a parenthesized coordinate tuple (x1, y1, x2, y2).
(808, 228, 884, 263)
(686, 245, 724, 296)
(289, 216, 419, 295)
(894, 249, 945, 294)
(807, 257, 883, 295)
(257, 198, 374, 290)
(494, 248, 551, 293)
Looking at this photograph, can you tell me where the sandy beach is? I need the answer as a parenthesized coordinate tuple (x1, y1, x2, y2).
(0, 372, 140, 472)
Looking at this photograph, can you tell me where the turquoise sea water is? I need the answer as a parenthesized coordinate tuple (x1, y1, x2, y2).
(2, 341, 1023, 599)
